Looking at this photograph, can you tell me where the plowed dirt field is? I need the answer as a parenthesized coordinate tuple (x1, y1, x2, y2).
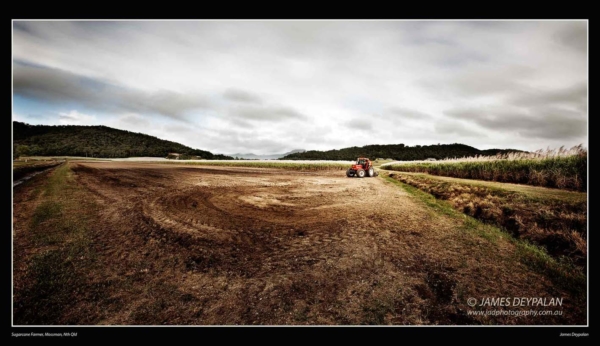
(12, 162, 585, 325)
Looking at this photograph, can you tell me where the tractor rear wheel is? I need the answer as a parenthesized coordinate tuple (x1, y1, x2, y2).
(357, 169, 365, 178)
(368, 167, 374, 177)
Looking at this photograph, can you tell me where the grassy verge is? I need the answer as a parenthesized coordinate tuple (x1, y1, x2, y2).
(386, 173, 586, 267)
(384, 176, 586, 298)
(14, 163, 100, 324)
(384, 154, 587, 191)
(13, 161, 63, 181)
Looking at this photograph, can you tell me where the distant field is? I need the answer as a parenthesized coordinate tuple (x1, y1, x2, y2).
(383, 146, 587, 191)
(372, 159, 396, 167)
(153, 160, 352, 171)
(23, 156, 355, 171)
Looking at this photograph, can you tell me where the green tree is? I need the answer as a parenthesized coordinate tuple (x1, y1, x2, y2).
(14, 144, 30, 158)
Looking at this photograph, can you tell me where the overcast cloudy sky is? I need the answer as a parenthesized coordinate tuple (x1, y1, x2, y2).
(12, 20, 587, 155)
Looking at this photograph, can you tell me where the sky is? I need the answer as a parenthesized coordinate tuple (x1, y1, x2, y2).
(12, 20, 588, 155)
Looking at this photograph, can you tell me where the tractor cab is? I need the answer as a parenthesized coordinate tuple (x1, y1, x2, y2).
(347, 158, 378, 178)
(352, 158, 371, 170)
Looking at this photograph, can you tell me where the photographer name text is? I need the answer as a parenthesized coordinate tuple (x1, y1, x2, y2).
(473, 297, 563, 307)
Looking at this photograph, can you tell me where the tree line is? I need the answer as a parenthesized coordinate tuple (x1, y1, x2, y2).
(279, 143, 523, 161)
(13, 122, 233, 159)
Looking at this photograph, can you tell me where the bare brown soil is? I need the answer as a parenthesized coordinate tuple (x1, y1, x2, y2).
(13, 162, 586, 325)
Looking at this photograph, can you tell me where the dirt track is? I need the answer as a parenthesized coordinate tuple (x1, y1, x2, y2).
(13, 162, 586, 325)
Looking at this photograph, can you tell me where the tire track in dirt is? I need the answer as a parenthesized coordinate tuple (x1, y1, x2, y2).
(52, 161, 585, 325)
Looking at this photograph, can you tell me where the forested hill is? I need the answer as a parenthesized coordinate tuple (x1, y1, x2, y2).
(13, 122, 233, 159)
(280, 143, 523, 161)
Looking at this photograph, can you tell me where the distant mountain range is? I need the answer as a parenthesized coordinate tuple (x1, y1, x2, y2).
(13, 122, 233, 159)
(230, 149, 306, 160)
(279, 143, 524, 161)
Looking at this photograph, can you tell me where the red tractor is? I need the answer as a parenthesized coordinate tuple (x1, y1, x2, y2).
(346, 157, 379, 178)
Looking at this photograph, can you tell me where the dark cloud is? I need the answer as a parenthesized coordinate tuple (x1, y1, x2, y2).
(230, 105, 307, 122)
(223, 88, 263, 104)
(14, 21, 131, 42)
(445, 106, 586, 140)
(58, 113, 79, 121)
(13, 62, 211, 121)
(227, 118, 255, 129)
(434, 121, 481, 137)
(117, 113, 150, 127)
(387, 107, 431, 120)
(13, 22, 35, 35)
(510, 83, 587, 110)
(441, 82, 588, 141)
(207, 128, 289, 154)
(345, 118, 373, 131)
(418, 65, 537, 98)
(444, 73, 520, 97)
(554, 22, 587, 53)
